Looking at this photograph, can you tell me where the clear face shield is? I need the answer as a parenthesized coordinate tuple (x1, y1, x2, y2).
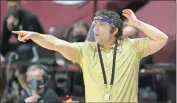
(85, 16, 116, 42)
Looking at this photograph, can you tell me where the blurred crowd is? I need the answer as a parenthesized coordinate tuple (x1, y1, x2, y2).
(0, 0, 175, 103)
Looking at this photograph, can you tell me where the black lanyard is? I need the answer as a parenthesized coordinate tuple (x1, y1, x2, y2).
(97, 39, 118, 87)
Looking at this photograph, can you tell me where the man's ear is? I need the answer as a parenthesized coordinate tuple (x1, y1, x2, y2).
(112, 27, 118, 36)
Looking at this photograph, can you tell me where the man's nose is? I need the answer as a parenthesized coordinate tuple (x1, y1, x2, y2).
(94, 26, 100, 31)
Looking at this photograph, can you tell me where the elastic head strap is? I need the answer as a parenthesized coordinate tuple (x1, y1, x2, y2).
(94, 16, 115, 27)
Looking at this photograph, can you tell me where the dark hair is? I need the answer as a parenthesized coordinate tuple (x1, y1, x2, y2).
(95, 10, 123, 38)
(26, 64, 51, 82)
(73, 21, 89, 32)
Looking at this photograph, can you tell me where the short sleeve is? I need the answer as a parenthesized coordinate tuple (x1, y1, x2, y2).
(130, 37, 151, 60)
(70, 42, 85, 65)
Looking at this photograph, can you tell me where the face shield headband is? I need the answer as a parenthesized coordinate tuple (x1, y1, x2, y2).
(85, 16, 116, 42)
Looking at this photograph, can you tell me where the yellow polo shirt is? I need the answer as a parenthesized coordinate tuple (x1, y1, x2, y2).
(71, 37, 151, 102)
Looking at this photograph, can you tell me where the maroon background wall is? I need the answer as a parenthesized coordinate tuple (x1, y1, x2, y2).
(1, 1, 176, 64)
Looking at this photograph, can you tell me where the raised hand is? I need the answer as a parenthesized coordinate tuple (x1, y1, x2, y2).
(122, 9, 139, 27)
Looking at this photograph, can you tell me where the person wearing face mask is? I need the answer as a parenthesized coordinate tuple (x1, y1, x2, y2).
(69, 21, 89, 42)
(19, 64, 59, 103)
(1, 0, 45, 57)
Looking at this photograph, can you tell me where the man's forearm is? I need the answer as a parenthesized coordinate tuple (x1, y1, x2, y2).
(134, 20, 168, 41)
(30, 32, 65, 51)
(30, 32, 76, 61)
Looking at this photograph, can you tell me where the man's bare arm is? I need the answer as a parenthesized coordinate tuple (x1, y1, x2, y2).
(134, 20, 168, 54)
(122, 9, 168, 54)
(12, 31, 78, 61)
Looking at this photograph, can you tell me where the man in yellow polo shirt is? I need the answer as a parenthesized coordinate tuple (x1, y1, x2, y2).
(12, 9, 168, 102)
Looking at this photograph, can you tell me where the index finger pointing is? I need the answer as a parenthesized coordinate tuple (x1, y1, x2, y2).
(12, 31, 22, 35)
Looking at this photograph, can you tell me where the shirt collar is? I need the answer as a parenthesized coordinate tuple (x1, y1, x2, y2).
(99, 40, 120, 51)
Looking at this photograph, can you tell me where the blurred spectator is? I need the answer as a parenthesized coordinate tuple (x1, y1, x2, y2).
(19, 64, 59, 103)
(68, 21, 89, 42)
(1, 1, 45, 101)
(1, 0, 45, 57)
